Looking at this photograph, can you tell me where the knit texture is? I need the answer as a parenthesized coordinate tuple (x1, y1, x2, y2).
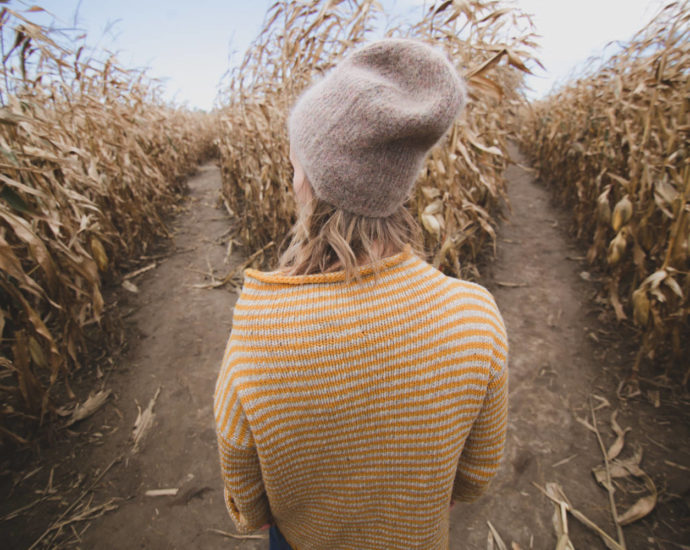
(288, 39, 466, 217)
(214, 246, 508, 550)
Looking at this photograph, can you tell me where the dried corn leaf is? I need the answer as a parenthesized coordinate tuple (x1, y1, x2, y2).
(593, 447, 645, 490)
(486, 521, 508, 550)
(121, 280, 139, 294)
(618, 473, 657, 526)
(537, 482, 624, 550)
(64, 389, 112, 427)
(131, 386, 161, 454)
(145, 488, 179, 497)
(606, 410, 631, 460)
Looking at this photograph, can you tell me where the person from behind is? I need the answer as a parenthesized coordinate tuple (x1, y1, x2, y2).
(214, 38, 509, 550)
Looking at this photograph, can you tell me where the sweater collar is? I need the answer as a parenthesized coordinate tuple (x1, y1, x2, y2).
(244, 244, 414, 285)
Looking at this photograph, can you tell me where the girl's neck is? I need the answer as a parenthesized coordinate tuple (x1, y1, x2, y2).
(325, 241, 402, 272)
(368, 240, 403, 263)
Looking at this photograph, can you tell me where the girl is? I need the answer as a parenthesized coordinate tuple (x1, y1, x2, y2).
(214, 38, 508, 550)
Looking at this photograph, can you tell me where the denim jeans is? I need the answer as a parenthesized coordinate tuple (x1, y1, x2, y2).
(269, 525, 293, 550)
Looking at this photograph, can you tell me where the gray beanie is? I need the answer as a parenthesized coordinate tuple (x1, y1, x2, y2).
(288, 38, 466, 218)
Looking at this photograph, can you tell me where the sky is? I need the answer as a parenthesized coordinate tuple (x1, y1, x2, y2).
(13, 0, 664, 110)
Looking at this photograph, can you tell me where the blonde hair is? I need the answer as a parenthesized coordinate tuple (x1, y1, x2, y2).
(278, 193, 425, 282)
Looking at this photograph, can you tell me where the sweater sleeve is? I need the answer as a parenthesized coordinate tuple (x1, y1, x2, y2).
(214, 336, 271, 533)
(453, 306, 509, 502)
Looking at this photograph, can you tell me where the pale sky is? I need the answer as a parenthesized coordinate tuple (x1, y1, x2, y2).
(16, 0, 663, 110)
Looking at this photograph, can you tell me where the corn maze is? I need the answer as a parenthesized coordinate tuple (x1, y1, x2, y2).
(0, 2, 688, 549)
(0, 6, 216, 444)
(519, 1, 689, 375)
(0, 0, 687, 448)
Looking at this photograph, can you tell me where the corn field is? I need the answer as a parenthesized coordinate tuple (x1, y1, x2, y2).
(217, 0, 539, 279)
(3, 0, 687, 449)
(519, 2, 689, 373)
(0, 6, 218, 445)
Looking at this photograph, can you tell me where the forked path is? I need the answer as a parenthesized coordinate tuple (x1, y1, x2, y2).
(3, 155, 687, 549)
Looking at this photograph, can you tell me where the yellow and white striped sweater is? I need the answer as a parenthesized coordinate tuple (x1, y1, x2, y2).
(214, 245, 508, 550)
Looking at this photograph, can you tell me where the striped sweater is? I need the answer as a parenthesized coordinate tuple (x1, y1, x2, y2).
(213, 245, 508, 550)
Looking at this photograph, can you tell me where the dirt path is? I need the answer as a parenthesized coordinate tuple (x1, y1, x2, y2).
(2, 155, 688, 549)
(2, 163, 260, 550)
(66, 163, 259, 549)
(460, 146, 689, 549)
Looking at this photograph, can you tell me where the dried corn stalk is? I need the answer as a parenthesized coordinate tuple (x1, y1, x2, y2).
(0, 5, 218, 444)
(217, 0, 539, 278)
(519, 2, 689, 370)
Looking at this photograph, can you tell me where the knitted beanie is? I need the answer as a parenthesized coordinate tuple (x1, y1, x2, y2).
(288, 38, 466, 218)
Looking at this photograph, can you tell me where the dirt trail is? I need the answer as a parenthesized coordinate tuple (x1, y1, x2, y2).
(2, 163, 258, 550)
(460, 146, 689, 549)
(2, 155, 688, 549)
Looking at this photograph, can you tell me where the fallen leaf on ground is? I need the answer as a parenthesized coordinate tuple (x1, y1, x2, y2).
(65, 389, 112, 427)
(547, 483, 575, 550)
(607, 410, 631, 460)
(208, 528, 267, 540)
(591, 394, 611, 411)
(145, 488, 179, 497)
(534, 482, 624, 550)
(486, 521, 508, 550)
(123, 262, 157, 280)
(122, 280, 139, 293)
(131, 387, 161, 453)
(618, 472, 657, 526)
(552, 454, 577, 468)
(593, 447, 645, 488)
